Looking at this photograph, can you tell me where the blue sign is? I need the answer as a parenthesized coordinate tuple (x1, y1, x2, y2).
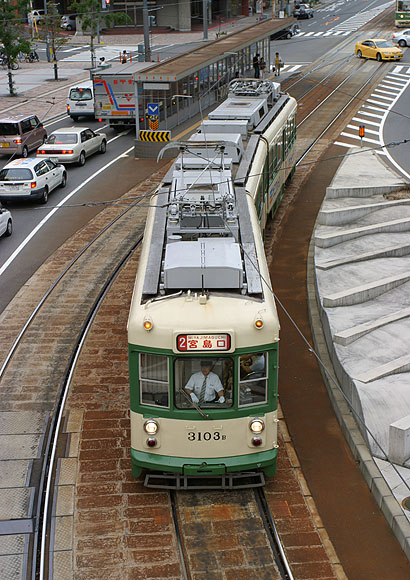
(147, 103, 159, 116)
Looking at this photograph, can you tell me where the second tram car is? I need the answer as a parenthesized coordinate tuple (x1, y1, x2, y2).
(128, 79, 297, 488)
(395, 0, 410, 26)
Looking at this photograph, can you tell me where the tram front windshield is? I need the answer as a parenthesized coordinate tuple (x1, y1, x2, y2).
(138, 353, 269, 409)
(175, 353, 268, 409)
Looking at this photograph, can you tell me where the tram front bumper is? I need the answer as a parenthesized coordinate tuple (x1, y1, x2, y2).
(131, 448, 277, 475)
(183, 463, 226, 476)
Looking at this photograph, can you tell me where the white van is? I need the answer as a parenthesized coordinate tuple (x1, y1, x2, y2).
(66, 81, 95, 121)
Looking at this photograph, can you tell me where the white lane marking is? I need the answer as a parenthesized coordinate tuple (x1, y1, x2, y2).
(352, 116, 381, 127)
(334, 141, 359, 148)
(347, 124, 379, 135)
(340, 132, 380, 144)
(357, 110, 384, 119)
(0, 144, 134, 277)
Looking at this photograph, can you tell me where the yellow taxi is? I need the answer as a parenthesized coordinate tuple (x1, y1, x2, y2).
(355, 38, 403, 61)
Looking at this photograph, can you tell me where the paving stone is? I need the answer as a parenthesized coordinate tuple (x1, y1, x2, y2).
(0, 434, 42, 460)
(52, 550, 73, 580)
(0, 554, 25, 580)
(0, 488, 33, 519)
(0, 460, 30, 488)
(0, 534, 26, 556)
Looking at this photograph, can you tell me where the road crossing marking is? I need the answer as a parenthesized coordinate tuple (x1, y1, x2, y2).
(297, 2, 394, 38)
(334, 63, 410, 150)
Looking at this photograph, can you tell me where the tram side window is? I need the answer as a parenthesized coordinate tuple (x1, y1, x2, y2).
(239, 352, 268, 406)
(174, 358, 233, 409)
(139, 353, 169, 407)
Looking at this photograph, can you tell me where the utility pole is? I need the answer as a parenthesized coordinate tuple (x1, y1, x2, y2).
(203, 0, 208, 40)
(143, 0, 151, 62)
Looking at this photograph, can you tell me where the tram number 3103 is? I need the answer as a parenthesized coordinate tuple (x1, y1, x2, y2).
(187, 432, 226, 441)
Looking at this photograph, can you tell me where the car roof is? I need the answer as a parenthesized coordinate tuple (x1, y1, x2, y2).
(363, 38, 391, 42)
(49, 127, 91, 135)
(0, 114, 38, 123)
(2, 158, 45, 169)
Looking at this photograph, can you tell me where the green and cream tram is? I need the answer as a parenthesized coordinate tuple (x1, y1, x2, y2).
(128, 80, 297, 487)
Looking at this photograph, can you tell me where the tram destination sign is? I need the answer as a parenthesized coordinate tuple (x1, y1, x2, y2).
(177, 334, 231, 352)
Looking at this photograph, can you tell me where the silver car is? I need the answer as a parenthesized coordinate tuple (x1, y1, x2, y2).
(392, 28, 410, 47)
(37, 127, 107, 166)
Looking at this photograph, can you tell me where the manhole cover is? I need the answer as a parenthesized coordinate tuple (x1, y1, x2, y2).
(402, 496, 410, 511)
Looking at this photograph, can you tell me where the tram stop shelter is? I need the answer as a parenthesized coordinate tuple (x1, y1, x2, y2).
(92, 18, 293, 157)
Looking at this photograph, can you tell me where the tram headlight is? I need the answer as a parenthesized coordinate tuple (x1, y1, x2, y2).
(249, 418, 264, 434)
(144, 419, 159, 435)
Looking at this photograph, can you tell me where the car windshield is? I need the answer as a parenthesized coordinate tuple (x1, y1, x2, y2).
(0, 123, 19, 136)
(46, 133, 78, 144)
(376, 41, 395, 48)
(0, 168, 32, 181)
(69, 88, 92, 101)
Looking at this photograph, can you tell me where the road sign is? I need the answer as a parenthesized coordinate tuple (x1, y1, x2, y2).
(147, 103, 159, 117)
(139, 130, 170, 142)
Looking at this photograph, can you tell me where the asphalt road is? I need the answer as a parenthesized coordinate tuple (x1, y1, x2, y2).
(1, 0, 408, 315)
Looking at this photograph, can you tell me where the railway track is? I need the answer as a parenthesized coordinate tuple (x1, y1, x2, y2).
(169, 487, 295, 579)
(0, 175, 161, 578)
(1, 10, 409, 577)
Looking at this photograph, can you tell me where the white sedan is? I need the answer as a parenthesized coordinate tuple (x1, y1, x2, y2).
(0, 203, 12, 237)
(37, 127, 107, 166)
(0, 158, 67, 204)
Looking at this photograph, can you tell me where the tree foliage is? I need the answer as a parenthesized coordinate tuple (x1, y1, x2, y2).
(0, 0, 31, 95)
(38, 1, 69, 80)
(69, 0, 131, 67)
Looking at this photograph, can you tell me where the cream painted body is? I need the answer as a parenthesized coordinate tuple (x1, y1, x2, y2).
(131, 410, 278, 458)
(128, 188, 279, 351)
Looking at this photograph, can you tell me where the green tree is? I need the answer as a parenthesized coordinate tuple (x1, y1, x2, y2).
(69, 0, 131, 68)
(38, 2, 69, 81)
(0, 1, 31, 96)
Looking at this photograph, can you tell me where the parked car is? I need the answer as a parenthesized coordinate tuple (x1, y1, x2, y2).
(28, 10, 45, 25)
(0, 158, 66, 204)
(37, 127, 107, 166)
(293, 3, 313, 18)
(61, 14, 76, 31)
(0, 203, 12, 237)
(392, 28, 410, 47)
(0, 115, 47, 158)
(355, 38, 403, 61)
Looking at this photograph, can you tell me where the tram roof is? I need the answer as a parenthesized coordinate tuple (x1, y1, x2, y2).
(130, 18, 293, 83)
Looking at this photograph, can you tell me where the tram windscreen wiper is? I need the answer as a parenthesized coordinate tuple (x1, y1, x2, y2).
(179, 387, 209, 418)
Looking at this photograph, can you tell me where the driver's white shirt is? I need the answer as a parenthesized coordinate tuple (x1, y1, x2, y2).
(184, 371, 222, 402)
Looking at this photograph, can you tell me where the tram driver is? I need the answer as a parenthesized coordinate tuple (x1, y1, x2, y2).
(184, 360, 225, 405)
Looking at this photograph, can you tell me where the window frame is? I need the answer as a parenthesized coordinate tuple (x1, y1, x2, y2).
(138, 353, 170, 409)
(238, 352, 269, 408)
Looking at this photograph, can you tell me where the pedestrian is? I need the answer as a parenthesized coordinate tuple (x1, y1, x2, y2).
(259, 57, 266, 79)
(121, 50, 127, 64)
(274, 52, 282, 77)
(253, 53, 260, 79)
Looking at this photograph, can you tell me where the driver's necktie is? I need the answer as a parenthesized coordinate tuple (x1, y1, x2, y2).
(198, 377, 207, 405)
